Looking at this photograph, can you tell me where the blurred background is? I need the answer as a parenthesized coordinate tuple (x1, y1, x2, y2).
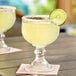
(0, 0, 56, 16)
(0, 0, 76, 36)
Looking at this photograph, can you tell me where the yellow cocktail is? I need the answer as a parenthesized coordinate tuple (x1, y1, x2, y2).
(0, 6, 16, 50)
(22, 15, 60, 47)
(22, 15, 60, 72)
(0, 6, 16, 33)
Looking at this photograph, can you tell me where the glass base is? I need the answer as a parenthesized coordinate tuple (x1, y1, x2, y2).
(16, 64, 60, 75)
(0, 33, 21, 54)
(0, 47, 21, 54)
(29, 64, 53, 72)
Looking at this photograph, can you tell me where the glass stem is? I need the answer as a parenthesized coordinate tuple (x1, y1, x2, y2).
(31, 47, 49, 66)
(0, 33, 8, 48)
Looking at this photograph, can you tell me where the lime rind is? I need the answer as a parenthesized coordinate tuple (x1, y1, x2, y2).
(50, 9, 67, 26)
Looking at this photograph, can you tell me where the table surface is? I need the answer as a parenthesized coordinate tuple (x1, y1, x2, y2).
(0, 33, 76, 76)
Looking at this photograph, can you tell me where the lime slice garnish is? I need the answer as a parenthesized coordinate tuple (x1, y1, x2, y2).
(50, 9, 67, 26)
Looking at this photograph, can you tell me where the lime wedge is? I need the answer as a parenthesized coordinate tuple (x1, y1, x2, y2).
(50, 9, 67, 26)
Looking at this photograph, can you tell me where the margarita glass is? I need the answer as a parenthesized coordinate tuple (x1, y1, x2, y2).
(22, 15, 60, 72)
(0, 6, 16, 50)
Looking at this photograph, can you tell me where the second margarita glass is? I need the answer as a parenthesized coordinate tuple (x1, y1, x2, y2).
(0, 6, 20, 52)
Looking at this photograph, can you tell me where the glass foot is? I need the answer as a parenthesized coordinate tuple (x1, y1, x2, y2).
(16, 64, 60, 75)
(0, 47, 21, 54)
(0, 34, 21, 54)
(29, 64, 54, 72)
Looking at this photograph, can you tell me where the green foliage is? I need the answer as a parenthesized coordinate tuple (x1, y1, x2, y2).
(33, 0, 56, 14)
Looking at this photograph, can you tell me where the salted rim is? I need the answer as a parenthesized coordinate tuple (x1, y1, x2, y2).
(22, 15, 52, 24)
(0, 6, 16, 12)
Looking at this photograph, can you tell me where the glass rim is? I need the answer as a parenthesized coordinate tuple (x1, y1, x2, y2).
(0, 6, 16, 10)
(22, 15, 51, 23)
